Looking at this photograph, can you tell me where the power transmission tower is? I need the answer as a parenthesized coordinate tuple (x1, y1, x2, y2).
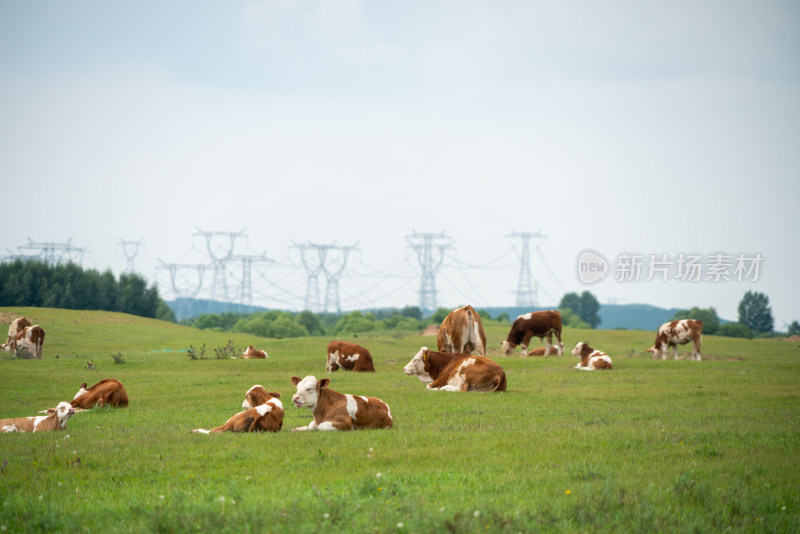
(157, 262, 207, 319)
(406, 231, 453, 315)
(228, 253, 272, 307)
(507, 231, 545, 307)
(194, 227, 246, 302)
(18, 238, 85, 265)
(292, 242, 325, 313)
(119, 239, 143, 273)
(320, 243, 359, 313)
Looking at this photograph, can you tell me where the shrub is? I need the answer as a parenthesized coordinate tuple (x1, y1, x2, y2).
(717, 322, 753, 339)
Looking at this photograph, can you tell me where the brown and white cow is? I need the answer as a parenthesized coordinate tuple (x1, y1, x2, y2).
(2, 324, 45, 359)
(1, 402, 75, 433)
(571, 342, 613, 371)
(71, 379, 129, 410)
(240, 345, 268, 359)
(326, 340, 375, 372)
(290, 375, 393, 431)
(646, 319, 703, 361)
(3, 316, 31, 352)
(192, 386, 283, 434)
(501, 310, 563, 356)
(403, 346, 507, 392)
(437, 305, 486, 355)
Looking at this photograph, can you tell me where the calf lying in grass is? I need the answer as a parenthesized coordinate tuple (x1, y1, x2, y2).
(192, 386, 283, 433)
(290, 375, 393, 431)
(1, 402, 75, 433)
(571, 342, 613, 371)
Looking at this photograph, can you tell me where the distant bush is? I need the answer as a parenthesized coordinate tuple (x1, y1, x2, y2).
(671, 307, 720, 335)
(717, 322, 753, 339)
(232, 311, 309, 338)
(559, 308, 590, 329)
(332, 311, 377, 335)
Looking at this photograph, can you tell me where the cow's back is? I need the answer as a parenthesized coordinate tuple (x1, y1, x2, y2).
(327, 340, 375, 372)
(437, 305, 486, 355)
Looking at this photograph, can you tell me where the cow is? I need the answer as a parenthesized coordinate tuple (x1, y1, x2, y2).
(571, 342, 613, 371)
(2, 324, 45, 359)
(192, 386, 283, 434)
(3, 316, 31, 352)
(240, 345, 268, 359)
(1, 402, 75, 433)
(289, 375, 393, 431)
(402, 346, 507, 392)
(527, 342, 565, 356)
(437, 305, 486, 355)
(326, 340, 375, 372)
(647, 319, 703, 361)
(71, 379, 129, 410)
(501, 310, 563, 356)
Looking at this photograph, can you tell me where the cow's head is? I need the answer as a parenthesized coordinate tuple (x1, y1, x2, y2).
(500, 340, 517, 356)
(403, 347, 433, 383)
(48, 402, 75, 428)
(571, 342, 590, 358)
(646, 346, 660, 359)
(242, 385, 281, 410)
(0, 342, 11, 353)
(72, 383, 89, 400)
(291, 375, 329, 409)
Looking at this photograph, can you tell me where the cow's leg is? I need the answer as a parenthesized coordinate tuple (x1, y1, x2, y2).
(544, 333, 553, 356)
(520, 332, 534, 357)
(435, 385, 461, 392)
(672, 344, 679, 360)
(555, 331, 563, 355)
(2, 424, 19, 433)
(316, 420, 352, 431)
(693, 339, 702, 361)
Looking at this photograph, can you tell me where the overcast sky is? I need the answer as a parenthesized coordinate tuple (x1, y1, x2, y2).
(1, 1, 798, 327)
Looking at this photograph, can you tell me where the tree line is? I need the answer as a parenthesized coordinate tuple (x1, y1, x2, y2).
(0, 259, 176, 321)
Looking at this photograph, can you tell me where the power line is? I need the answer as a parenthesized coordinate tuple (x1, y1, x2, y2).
(507, 230, 545, 307)
(405, 231, 453, 315)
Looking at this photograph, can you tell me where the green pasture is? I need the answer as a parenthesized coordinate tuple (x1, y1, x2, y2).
(0, 307, 799, 533)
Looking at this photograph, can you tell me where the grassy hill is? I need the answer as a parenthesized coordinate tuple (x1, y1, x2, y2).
(1, 307, 799, 533)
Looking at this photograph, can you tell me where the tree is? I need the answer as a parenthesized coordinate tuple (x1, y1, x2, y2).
(400, 306, 422, 321)
(296, 310, 325, 336)
(738, 291, 774, 334)
(717, 322, 753, 339)
(558, 308, 590, 329)
(671, 307, 720, 335)
(559, 291, 601, 328)
(787, 321, 800, 336)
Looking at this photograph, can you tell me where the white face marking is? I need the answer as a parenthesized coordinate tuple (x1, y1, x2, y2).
(571, 342, 585, 357)
(292, 376, 318, 409)
(500, 341, 514, 356)
(242, 385, 265, 410)
(54, 402, 75, 428)
(403, 347, 432, 382)
(345, 394, 358, 421)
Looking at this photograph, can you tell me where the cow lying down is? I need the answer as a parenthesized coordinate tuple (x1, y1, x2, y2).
(571, 342, 613, 371)
(403, 347, 507, 392)
(1, 402, 75, 433)
(192, 385, 284, 433)
(71, 379, 129, 410)
(290, 376, 393, 431)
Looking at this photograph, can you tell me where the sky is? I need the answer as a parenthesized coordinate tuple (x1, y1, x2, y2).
(1, 0, 798, 327)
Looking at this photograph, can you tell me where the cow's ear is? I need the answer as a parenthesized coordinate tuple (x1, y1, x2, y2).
(422, 350, 428, 362)
(268, 391, 281, 399)
(46, 408, 56, 415)
(290, 376, 301, 386)
(80, 382, 87, 389)
(319, 378, 330, 389)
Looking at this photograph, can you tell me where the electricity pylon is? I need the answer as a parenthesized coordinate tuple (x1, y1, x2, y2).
(406, 231, 453, 315)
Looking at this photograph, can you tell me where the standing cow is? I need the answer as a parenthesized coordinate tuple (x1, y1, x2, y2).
(647, 319, 703, 361)
(501, 310, 563, 356)
(437, 305, 487, 356)
(2, 324, 45, 359)
(3, 316, 31, 351)
(326, 340, 375, 372)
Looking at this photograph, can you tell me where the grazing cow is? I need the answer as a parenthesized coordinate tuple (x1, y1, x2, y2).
(647, 319, 703, 361)
(1, 402, 75, 433)
(527, 342, 565, 356)
(71, 379, 129, 410)
(437, 305, 486, 355)
(571, 342, 613, 371)
(192, 386, 283, 434)
(3, 316, 31, 351)
(240, 345, 268, 359)
(326, 340, 375, 372)
(501, 310, 563, 356)
(2, 324, 45, 359)
(403, 346, 507, 392)
(290, 375, 393, 431)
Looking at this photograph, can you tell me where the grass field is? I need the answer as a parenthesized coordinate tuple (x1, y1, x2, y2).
(1, 307, 799, 533)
